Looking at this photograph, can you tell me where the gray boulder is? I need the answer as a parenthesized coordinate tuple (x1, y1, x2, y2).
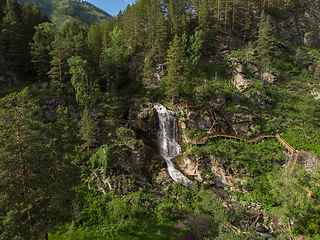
(232, 73, 251, 91)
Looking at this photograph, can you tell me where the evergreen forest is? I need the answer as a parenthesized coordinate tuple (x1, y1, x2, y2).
(0, 0, 320, 239)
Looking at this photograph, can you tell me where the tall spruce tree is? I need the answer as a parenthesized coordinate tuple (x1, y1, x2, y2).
(0, 0, 23, 71)
(165, 34, 187, 97)
(87, 23, 102, 73)
(48, 34, 67, 84)
(68, 56, 99, 157)
(109, 27, 127, 90)
(0, 88, 79, 239)
(142, 52, 154, 100)
(255, 11, 276, 73)
(31, 22, 55, 81)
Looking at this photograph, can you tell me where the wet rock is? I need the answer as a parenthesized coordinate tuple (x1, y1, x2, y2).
(232, 73, 251, 91)
(178, 156, 203, 182)
(180, 121, 187, 129)
(129, 101, 157, 147)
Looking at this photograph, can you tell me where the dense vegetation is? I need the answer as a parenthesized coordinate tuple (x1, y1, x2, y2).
(16, 0, 110, 29)
(0, 0, 320, 239)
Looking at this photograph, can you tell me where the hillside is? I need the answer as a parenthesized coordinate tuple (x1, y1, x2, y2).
(17, 0, 111, 29)
(1, 0, 320, 239)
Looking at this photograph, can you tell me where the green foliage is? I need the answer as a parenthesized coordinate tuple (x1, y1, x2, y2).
(31, 22, 56, 81)
(101, 27, 128, 91)
(89, 145, 117, 176)
(16, 0, 108, 30)
(0, 88, 80, 239)
(164, 34, 187, 98)
(267, 168, 320, 237)
(255, 11, 276, 72)
(78, 107, 98, 157)
(68, 56, 101, 108)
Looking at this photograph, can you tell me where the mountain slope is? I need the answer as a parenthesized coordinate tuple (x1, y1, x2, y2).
(18, 0, 111, 29)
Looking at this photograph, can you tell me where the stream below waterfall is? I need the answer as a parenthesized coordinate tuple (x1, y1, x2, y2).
(154, 103, 193, 187)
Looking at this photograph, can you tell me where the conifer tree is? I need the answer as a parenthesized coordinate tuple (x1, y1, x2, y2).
(48, 34, 67, 84)
(87, 23, 102, 73)
(22, 1, 41, 47)
(154, 6, 168, 64)
(68, 56, 100, 157)
(255, 11, 276, 73)
(100, 47, 115, 93)
(142, 52, 154, 100)
(31, 22, 55, 81)
(241, 10, 253, 42)
(109, 27, 127, 89)
(79, 107, 98, 157)
(101, 18, 114, 49)
(74, 26, 88, 58)
(0, 88, 79, 239)
(0, 0, 23, 71)
(165, 34, 186, 97)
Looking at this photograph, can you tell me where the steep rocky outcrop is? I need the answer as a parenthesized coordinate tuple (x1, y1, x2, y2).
(129, 100, 157, 148)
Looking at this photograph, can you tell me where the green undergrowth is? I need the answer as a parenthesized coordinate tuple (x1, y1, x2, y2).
(186, 138, 285, 177)
(49, 182, 268, 240)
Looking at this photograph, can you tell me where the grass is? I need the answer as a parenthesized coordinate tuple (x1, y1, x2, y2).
(18, 0, 107, 29)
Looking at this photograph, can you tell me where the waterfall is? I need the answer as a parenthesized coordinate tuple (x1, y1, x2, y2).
(154, 103, 193, 187)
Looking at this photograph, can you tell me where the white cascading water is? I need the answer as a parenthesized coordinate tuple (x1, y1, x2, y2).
(154, 103, 193, 187)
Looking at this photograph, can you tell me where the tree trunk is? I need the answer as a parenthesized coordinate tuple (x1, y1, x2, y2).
(15, 110, 34, 240)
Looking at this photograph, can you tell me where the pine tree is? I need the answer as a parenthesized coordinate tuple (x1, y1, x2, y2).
(241, 10, 253, 42)
(0, 88, 80, 239)
(0, 88, 42, 239)
(0, 0, 23, 71)
(109, 27, 127, 90)
(48, 34, 67, 84)
(101, 18, 114, 49)
(165, 34, 186, 97)
(41, 106, 81, 240)
(142, 52, 154, 100)
(154, 5, 168, 64)
(74, 26, 88, 58)
(87, 23, 102, 73)
(79, 107, 98, 157)
(255, 11, 276, 73)
(100, 47, 115, 93)
(22, 1, 41, 47)
(31, 22, 56, 81)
